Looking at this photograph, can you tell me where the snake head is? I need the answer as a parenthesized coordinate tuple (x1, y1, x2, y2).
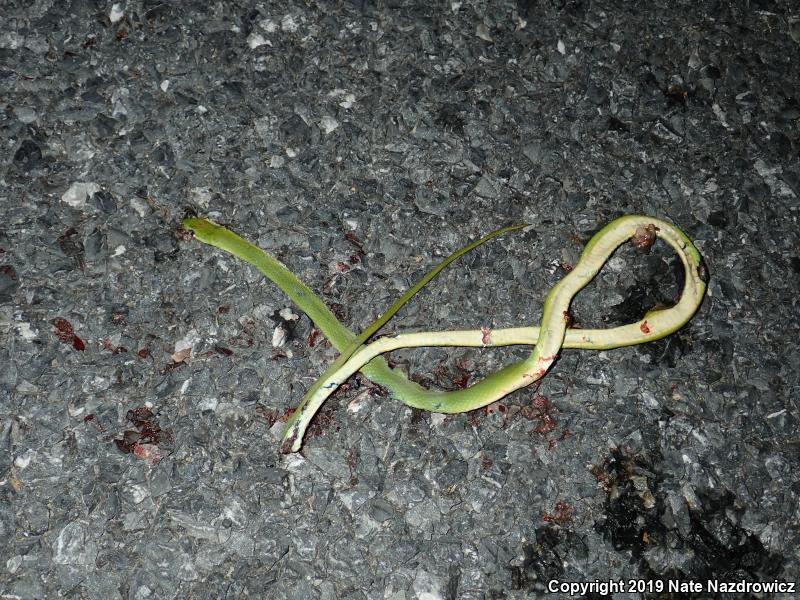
(182, 217, 229, 245)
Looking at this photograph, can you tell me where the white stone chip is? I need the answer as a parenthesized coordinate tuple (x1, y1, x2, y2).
(278, 308, 299, 321)
(247, 33, 270, 49)
(281, 15, 299, 32)
(319, 115, 339, 134)
(272, 325, 288, 347)
(13, 106, 37, 123)
(259, 19, 278, 33)
(174, 330, 198, 353)
(61, 182, 101, 208)
(190, 187, 213, 208)
(109, 3, 124, 23)
(476, 23, 493, 42)
(16, 322, 37, 341)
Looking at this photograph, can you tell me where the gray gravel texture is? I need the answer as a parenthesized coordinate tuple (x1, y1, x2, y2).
(2, 1, 799, 599)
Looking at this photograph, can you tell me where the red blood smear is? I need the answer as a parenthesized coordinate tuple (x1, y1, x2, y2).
(51, 317, 74, 338)
(51, 317, 85, 350)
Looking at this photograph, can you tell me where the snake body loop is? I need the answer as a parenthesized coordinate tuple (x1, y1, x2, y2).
(183, 215, 707, 452)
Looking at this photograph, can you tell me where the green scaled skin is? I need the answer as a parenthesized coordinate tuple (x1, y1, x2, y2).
(183, 215, 706, 452)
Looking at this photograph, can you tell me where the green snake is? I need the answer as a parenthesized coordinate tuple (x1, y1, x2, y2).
(183, 215, 707, 452)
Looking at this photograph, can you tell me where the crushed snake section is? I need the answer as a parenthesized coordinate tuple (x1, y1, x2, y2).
(183, 215, 707, 452)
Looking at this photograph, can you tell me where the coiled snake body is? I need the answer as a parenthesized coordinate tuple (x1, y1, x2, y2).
(183, 215, 707, 452)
